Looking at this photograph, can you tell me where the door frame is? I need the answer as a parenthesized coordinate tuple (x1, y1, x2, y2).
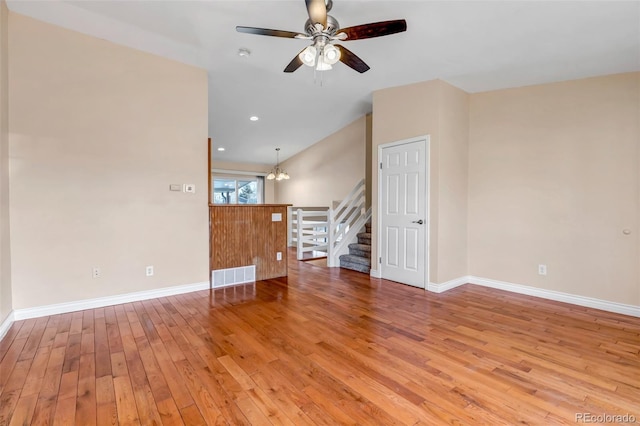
(377, 135, 430, 289)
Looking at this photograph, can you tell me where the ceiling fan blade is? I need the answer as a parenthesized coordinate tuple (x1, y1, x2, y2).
(335, 45, 370, 73)
(236, 26, 303, 39)
(284, 49, 305, 73)
(338, 19, 407, 41)
(305, 0, 327, 28)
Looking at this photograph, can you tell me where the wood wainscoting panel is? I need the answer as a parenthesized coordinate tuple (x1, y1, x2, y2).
(210, 206, 253, 271)
(210, 205, 288, 281)
(251, 206, 288, 280)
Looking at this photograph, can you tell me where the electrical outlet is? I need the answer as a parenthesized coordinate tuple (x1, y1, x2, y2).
(538, 264, 547, 276)
(276, 252, 282, 261)
(183, 184, 195, 193)
(92, 267, 101, 279)
(146, 265, 154, 276)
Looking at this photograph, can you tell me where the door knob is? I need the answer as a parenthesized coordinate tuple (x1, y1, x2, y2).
(411, 219, 424, 225)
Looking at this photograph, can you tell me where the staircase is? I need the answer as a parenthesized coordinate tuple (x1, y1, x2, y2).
(291, 179, 371, 268)
(339, 222, 371, 273)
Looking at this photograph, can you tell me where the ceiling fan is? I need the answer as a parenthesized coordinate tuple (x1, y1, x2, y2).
(236, 0, 407, 73)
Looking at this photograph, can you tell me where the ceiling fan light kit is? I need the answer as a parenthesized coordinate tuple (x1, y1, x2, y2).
(299, 45, 317, 67)
(236, 0, 406, 74)
(299, 43, 340, 71)
(324, 44, 340, 63)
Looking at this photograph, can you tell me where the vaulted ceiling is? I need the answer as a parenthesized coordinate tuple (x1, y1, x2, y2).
(7, 1, 640, 164)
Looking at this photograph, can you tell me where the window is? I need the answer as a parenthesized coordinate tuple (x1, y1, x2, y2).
(212, 175, 264, 204)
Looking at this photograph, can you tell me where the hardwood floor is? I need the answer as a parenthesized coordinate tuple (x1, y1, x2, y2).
(1, 251, 639, 425)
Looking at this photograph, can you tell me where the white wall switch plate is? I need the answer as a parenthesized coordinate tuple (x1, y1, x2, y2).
(183, 184, 195, 193)
(276, 252, 282, 261)
(169, 184, 181, 191)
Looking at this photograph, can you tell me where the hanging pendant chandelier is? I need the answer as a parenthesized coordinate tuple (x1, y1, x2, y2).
(266, 148, 290, 181)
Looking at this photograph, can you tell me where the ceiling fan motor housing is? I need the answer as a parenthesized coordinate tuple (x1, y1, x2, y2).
(305, 15, 339, 37)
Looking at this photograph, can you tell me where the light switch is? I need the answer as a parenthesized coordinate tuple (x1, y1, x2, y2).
(183, 184, 195, 193)
(272, 213, 282, 222)
(169, 184, 181, 191)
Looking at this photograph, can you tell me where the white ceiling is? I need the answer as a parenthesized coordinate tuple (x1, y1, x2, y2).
(7, 1, 640, 164)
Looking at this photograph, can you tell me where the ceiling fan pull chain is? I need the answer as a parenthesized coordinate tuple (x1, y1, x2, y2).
(314, 47, 322, 86)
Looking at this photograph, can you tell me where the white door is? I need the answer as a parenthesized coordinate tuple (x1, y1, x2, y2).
(380, 137, 428, 288)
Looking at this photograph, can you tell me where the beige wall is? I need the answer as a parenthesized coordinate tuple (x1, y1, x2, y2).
(372, 73, 638, 306)
(372, 80, 439, 281)
(469, 73, 640, 305)
(211, 159, 275, 204)
(436, 82, 469, 283)
(3, 12, 636, 319)
(0, 0, 11, 323)
(365, 113, 373, 209)
(275, 115, 367, 207)
(371, 80, 469, 284)
(9, 14, 209, 309)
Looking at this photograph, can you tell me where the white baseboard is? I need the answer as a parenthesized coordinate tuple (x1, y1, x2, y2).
(467, 276, 640, 318)
(13, 281, 210, 321)
(372, 272, 640, 318)
(369, 269, 381, 278)
(427, 276, 470, 293)
(4, 273, 638, 342)
(0, 311, 15, 341)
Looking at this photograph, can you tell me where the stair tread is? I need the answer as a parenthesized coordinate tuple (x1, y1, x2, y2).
(348, 243, 371, 252)
(339, 254, 371, 266)
(339, 261, 370, 274)
(339, 222, 372, 274)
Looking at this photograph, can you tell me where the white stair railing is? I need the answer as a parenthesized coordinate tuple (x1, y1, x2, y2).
(327, 179, 372, 267)
(289, 179, 370, 266)
(291, 208, 330, 260)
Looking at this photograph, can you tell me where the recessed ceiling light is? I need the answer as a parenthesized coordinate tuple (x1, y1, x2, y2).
(217, 147, 225, 152)
(238, 48, 251, 58)
(249, 116, 259, 121)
